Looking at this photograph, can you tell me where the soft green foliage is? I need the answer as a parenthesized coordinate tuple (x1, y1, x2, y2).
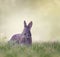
(0, 42, 60, 57)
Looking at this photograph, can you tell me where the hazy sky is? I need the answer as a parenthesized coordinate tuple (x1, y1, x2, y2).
(0, 0, 60, 42)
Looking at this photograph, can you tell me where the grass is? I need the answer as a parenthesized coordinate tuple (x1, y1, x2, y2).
(0, 42, 60, 57)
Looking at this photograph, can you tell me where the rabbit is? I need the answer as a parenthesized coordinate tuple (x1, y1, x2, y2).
(8, 20, 33, 46)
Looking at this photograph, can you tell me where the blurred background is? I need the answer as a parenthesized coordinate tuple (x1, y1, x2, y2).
(0, 0, 60, 42)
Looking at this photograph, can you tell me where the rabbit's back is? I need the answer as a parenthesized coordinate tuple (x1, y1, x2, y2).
(9, 34, 22, 44)
(11, 34, 21, 40)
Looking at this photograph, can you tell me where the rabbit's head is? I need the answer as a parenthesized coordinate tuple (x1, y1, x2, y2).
(22, 20, 33, 44)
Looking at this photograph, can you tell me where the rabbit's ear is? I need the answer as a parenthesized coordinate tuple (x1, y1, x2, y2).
(28, 21, 33, 29)
(24, 20, 27, 27)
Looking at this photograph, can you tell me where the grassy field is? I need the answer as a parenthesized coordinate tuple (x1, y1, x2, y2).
(0, 42, 60, 57)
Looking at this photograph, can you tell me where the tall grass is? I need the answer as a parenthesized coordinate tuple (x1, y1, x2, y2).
(0, 42, 60, 57)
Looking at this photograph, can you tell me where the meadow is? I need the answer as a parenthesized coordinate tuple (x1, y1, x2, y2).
(0, 42, 60, 57)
